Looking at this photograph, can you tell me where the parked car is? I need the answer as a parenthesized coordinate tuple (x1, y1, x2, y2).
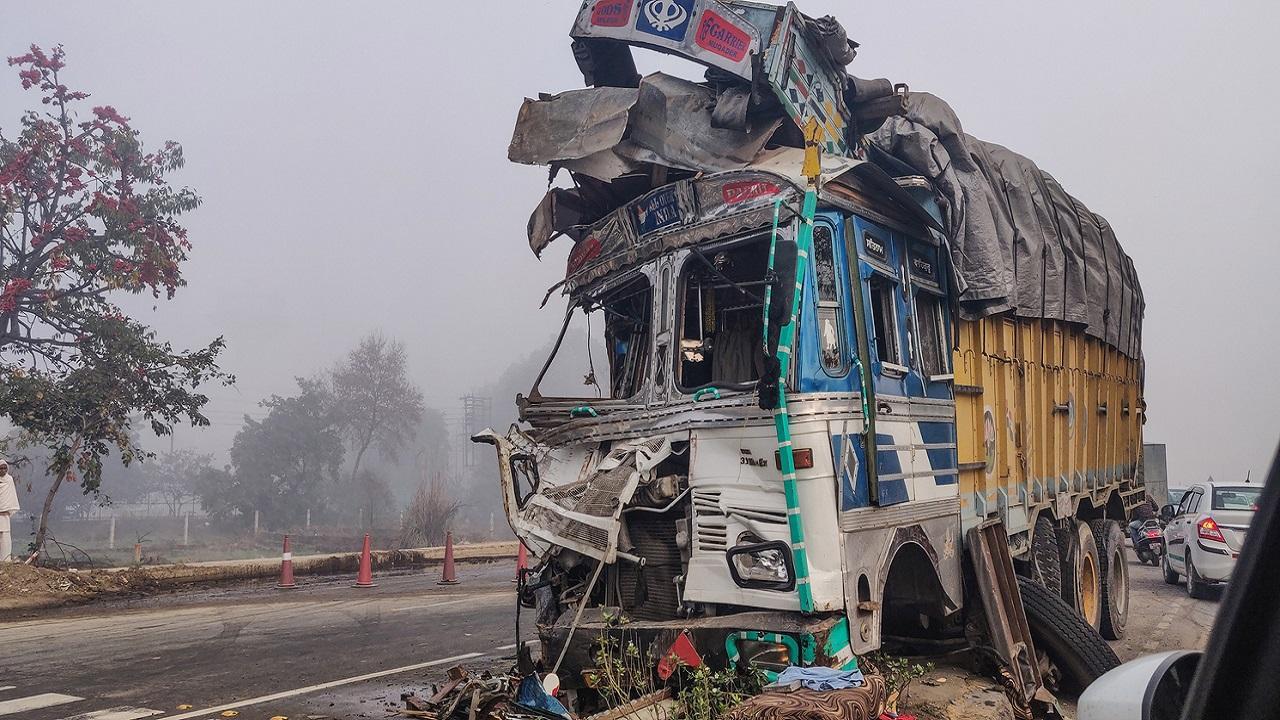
(1160, 481, 1260, 598)
(1077, 448, 1280, 720)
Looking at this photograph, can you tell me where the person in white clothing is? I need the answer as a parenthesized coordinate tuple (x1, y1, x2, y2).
(0, 459, 20, 562)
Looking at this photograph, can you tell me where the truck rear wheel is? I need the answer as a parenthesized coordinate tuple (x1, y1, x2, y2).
(1017, 575, 1120, 696)
(1089, 519, 1129, 640)
(1074, 521, 1103, 630)
(1029, 515, 1063, 598)
(1060, 521, 1102, 629)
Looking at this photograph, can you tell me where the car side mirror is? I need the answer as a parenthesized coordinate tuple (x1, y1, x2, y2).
(1079, 650, 1201, 720)
(1160, 504, 1176, 522)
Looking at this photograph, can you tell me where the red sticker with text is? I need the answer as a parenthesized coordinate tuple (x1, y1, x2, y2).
(567, 236, 603, 275)
(695, 10, 751, 62)
(722, 180, 780, 204)
(591, 0, 632, 28)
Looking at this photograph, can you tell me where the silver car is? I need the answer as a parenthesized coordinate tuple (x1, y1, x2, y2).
(1161, 481, 1260, 598)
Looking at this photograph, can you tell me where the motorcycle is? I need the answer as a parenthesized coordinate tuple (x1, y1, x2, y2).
(1130, 518, 1166, 565)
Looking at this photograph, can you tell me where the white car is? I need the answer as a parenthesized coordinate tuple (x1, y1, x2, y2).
(1161, 481, 1260, 598)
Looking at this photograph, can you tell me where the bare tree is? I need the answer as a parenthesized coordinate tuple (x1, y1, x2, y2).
(331, 333, 424, 484)
(399, 473, 461, 548)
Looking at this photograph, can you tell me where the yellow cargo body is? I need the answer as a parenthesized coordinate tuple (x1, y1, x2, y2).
(953, 313, 1144, 549)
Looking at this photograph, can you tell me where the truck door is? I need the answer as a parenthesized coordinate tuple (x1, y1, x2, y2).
(847, 216, 913, 507)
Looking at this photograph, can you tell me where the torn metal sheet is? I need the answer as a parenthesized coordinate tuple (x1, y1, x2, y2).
(478, 427, 674, 563)
(528, 188, 597, 257)
(617, 73, 784, 173)
(508, 86, 639, 177)
(572, 0, 765, 81)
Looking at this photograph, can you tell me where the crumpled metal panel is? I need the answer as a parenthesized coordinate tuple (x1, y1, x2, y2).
(618, 73, 784, 173)
(479, 427, 674, 563)
(508, 86, 639, 172)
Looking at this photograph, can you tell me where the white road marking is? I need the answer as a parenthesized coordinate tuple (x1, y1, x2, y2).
(57, 707, 165, 720)
(0, 693, 83, 715)
(496, 643, 519, 650)
(0, 688, 12, 692)
(159, 652, 484, 720)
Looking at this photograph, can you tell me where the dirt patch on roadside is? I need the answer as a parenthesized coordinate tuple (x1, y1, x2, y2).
(0, 563, 161, 611)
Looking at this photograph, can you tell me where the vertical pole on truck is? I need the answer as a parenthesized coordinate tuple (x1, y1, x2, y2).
(763, 119, 823, 614)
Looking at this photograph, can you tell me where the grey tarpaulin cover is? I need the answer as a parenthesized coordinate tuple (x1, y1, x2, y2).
(869, 92, 1143, 358)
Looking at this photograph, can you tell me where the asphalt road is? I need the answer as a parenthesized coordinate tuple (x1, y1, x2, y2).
(0, 549, 1223, 720)
(1109, 548, 1223, 662)
(0, 561, 529, 720)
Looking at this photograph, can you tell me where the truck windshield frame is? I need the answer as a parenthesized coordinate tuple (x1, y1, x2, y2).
(674, 233, 773, 393)
(528, 272, 653, 402)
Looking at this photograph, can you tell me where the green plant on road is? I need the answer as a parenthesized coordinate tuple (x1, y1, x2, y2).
(863, 652, 933, 713)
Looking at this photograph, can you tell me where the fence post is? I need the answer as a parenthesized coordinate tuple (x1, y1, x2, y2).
(108, 516, 116, 550)
(183, 513, 190, 547)
(489, 512, 495, 539)
(254, 510, 260, 536)
(306, 508, 311, 529)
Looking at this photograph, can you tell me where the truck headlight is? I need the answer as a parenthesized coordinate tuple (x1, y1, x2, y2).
(726, 540, 795, 591)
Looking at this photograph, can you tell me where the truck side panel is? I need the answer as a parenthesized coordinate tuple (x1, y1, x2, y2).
(955, 315, 1143, 546)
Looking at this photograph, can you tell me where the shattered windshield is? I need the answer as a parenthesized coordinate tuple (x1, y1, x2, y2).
(534, 274, 652, 400)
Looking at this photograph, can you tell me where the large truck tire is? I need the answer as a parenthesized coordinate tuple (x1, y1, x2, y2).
(1073, 521, 1103, 630)
(1059, 520, 1103, 629)
(1029, 515, 1063, 598)
(1089, 519, 1129, 640)
(1017, 575, 1121, 695)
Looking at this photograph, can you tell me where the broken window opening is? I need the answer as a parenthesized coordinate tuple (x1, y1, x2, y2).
(914, 290, 950, 379)
(534, 275, 653, 400)
(869, 273, 903, 370)
(813, 223, 848, 377)
(676, 235, 772, 392)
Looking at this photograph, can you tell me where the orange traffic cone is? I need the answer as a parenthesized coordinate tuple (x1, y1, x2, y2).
(513, 541, 528, 583)
(277, 534, 297, 589)
(353, 533, 376, 588)
(438, 531, 460, 586)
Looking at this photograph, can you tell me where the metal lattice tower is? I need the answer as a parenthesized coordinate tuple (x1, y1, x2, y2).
(459, 394, 492, 467)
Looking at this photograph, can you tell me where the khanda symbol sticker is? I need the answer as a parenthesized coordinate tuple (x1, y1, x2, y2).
(644, 0, 689, 32)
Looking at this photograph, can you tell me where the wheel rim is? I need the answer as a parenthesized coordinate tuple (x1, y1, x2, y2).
(1081, 552, 1100, 624)
(1113, 546, 1129, 618)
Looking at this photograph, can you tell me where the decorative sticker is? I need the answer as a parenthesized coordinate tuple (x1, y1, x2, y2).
(636, 0, 696, 42)
(590, 0, 633, 28)
(567, 236, 603, 275)
(983, 408, 997, 477)
(721, 179, 780, 204)
(695, 9, 752, 62)
(632, 185, 683, 235)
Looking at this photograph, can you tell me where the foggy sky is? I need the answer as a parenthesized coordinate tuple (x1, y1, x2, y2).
(3, 1, 1277, 489)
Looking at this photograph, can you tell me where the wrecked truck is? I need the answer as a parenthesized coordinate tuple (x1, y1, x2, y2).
(476, 0, 1144, 711)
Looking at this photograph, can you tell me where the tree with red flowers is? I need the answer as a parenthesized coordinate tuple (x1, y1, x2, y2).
(0, 45, 231, 558)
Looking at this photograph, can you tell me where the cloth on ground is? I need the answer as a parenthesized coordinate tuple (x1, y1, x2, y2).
(770, 665, 866, 691)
